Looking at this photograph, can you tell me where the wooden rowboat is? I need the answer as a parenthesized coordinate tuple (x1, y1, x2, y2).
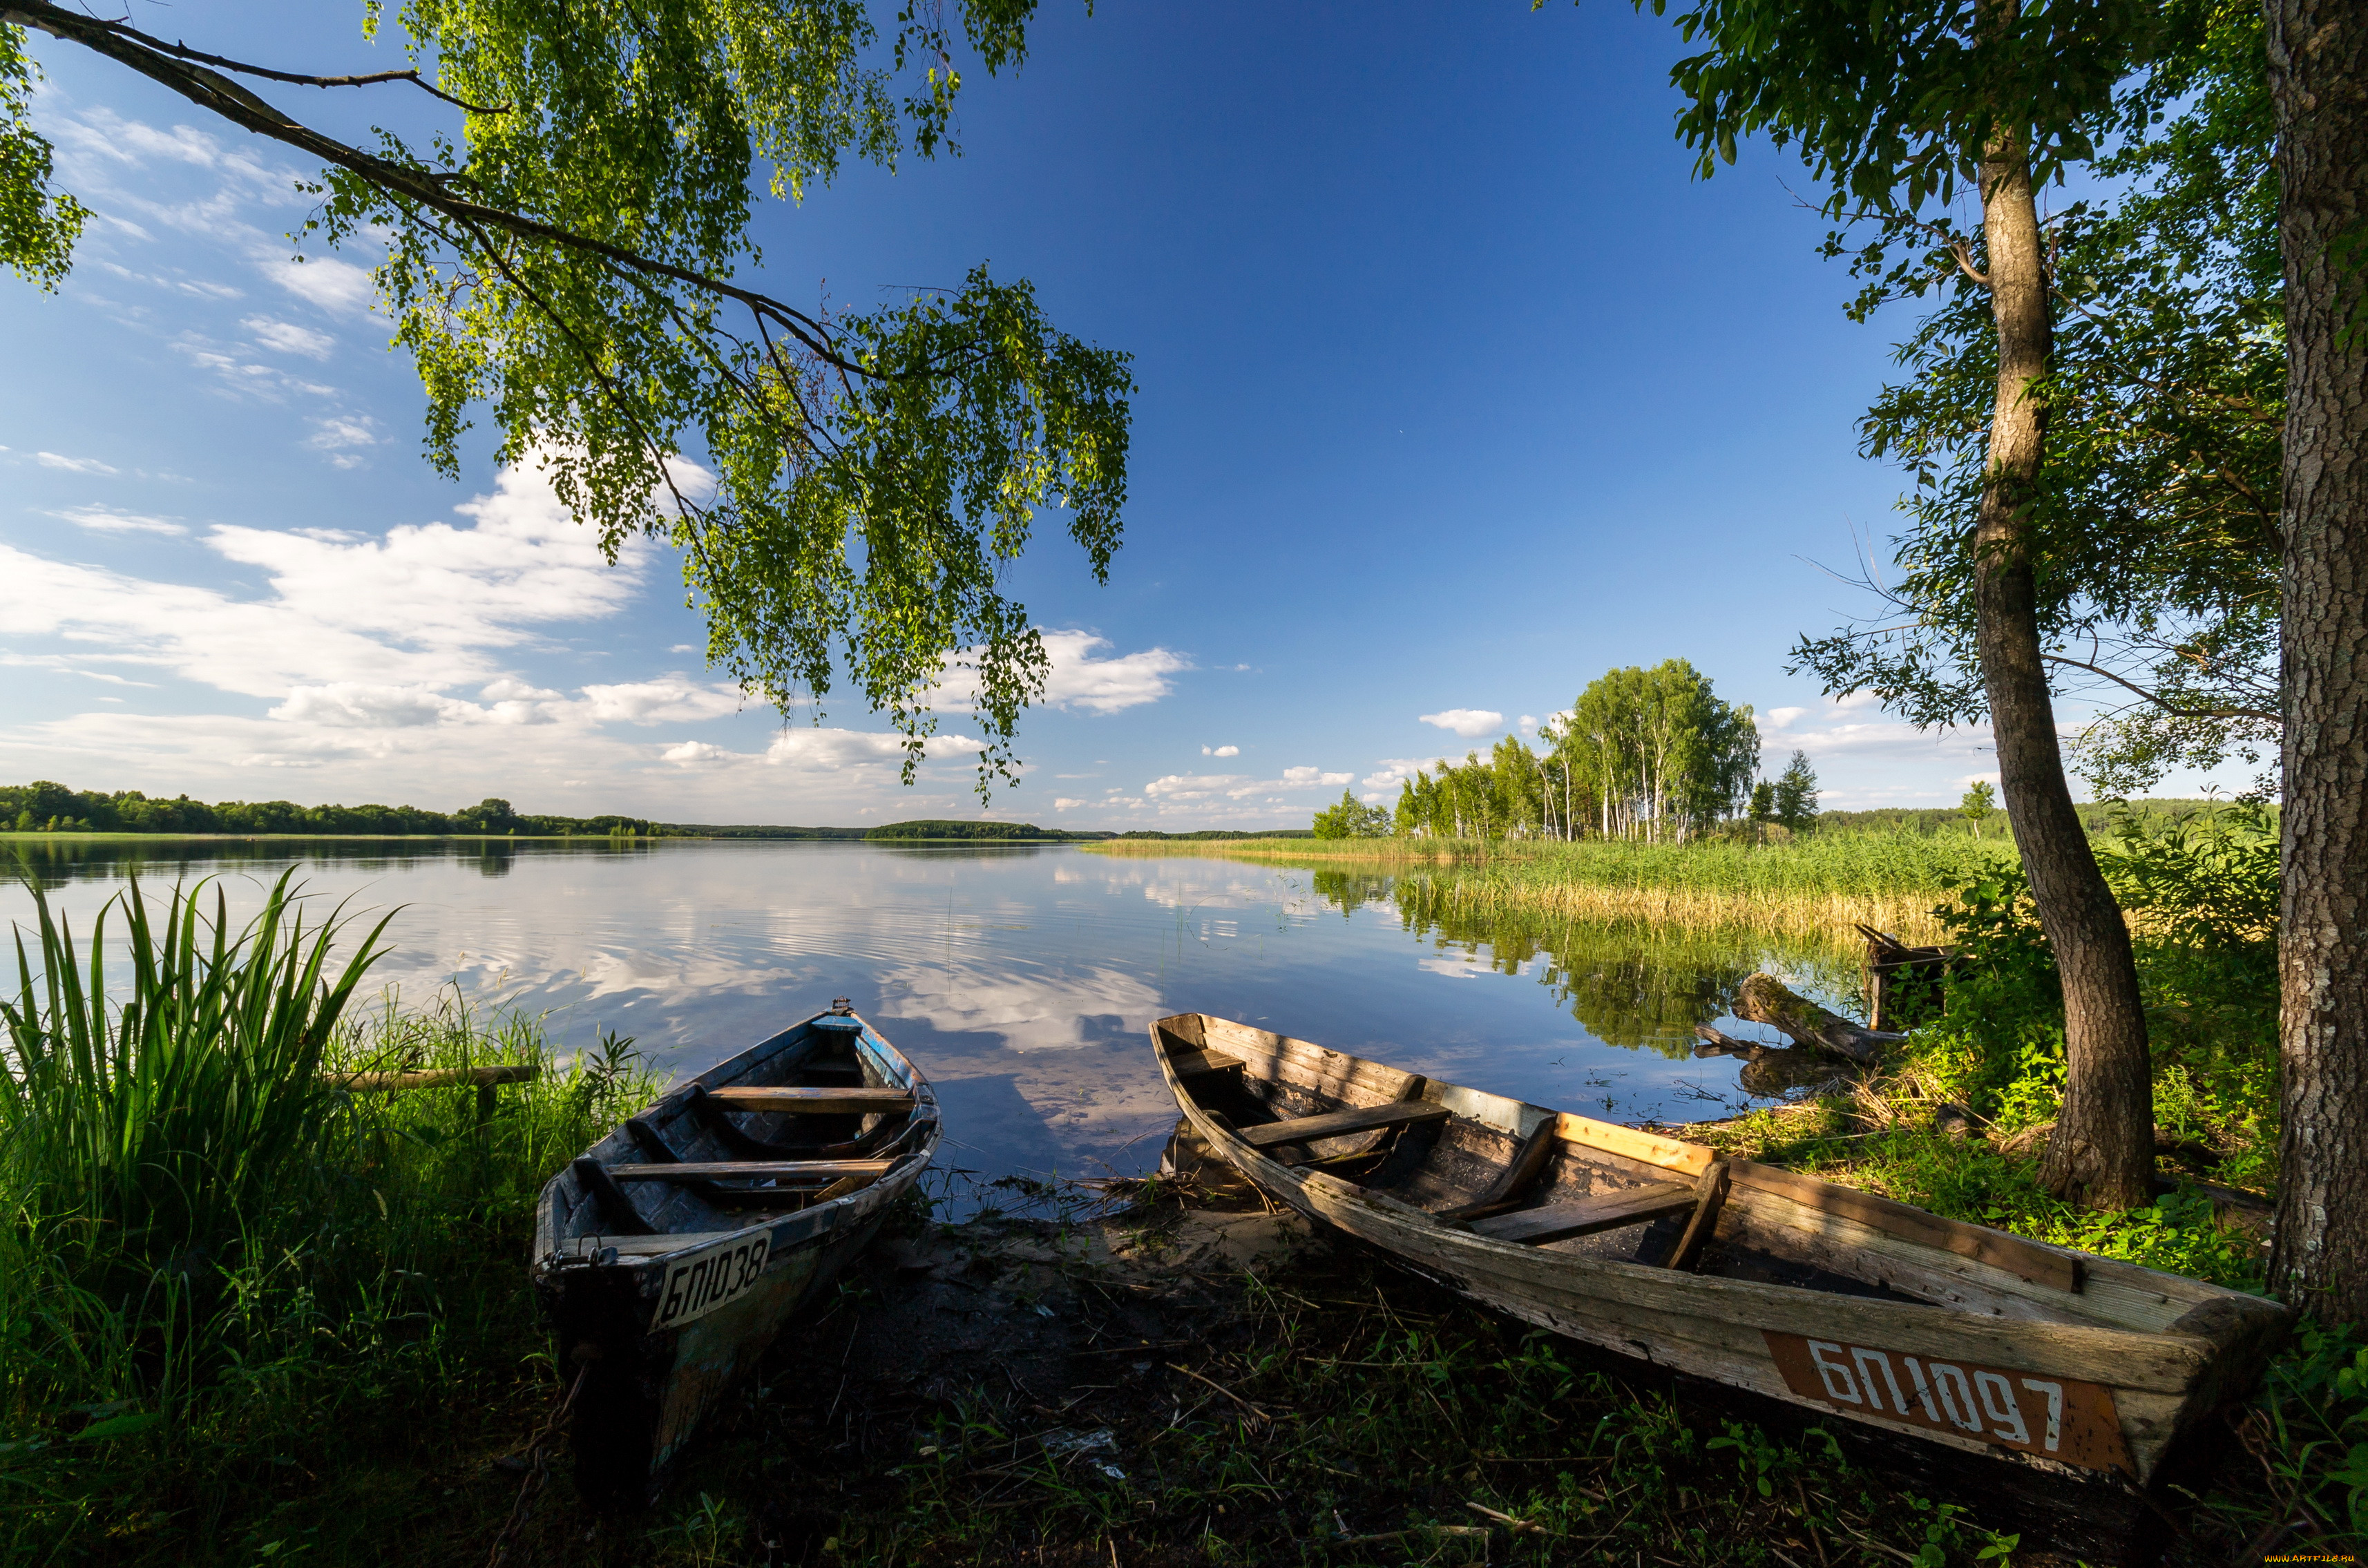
(1152, 1013, 2287, 1486)
(533, 1001, 936, 1502)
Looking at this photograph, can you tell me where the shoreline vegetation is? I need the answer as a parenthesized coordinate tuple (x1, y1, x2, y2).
(1087, 832, 2014, 943)
(4, 820, 2352, 1563)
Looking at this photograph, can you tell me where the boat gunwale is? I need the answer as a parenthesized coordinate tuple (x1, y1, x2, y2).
(1147, 1011, 2280, 1402)
(532, 1008, 939, 1274)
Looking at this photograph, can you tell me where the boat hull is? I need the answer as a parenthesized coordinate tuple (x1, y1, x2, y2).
(1151, 1012, 2286, 1489)
(533, 1008, 935, 1504)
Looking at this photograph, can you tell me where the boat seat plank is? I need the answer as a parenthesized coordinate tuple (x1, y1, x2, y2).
(1169, 1049, 1246, 1078)
(1467, 1180, 1697, 1245)
(704, 1087, 915, 1115)
(609, 1159, 894, 1181)
(1235, 1100, 1451, 1149)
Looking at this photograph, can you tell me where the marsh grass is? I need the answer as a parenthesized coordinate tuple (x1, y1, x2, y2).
(0, 873, 658, 1564)
(1088, 832, 2011, 941)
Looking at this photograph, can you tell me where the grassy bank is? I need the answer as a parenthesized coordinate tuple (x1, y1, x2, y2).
(7, 830, 2351, 1563)
(0, 874, 658, 1564)
(1089, 832, 2010, 941)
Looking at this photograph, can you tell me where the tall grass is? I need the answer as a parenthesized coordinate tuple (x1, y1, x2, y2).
(0, 872, 656, 1564)
(1089, 832, 2011, 940)
(1, 872, 390, 1283)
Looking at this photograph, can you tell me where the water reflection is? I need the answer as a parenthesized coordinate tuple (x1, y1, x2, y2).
(1301, 865, 1862, 1063)
(0, 840, 1869, 1193)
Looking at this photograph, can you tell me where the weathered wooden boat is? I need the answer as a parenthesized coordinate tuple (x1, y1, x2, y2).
(533, 1001, 936, 1502)
(1151, 1013, 2287, 1487)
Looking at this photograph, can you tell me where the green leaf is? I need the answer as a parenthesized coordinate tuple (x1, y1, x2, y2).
(74, 1411, 163, 1442)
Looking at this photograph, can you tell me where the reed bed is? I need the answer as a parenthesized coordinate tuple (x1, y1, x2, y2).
(0, 872, 657, 1565)
(1088, 832, 2011, 942)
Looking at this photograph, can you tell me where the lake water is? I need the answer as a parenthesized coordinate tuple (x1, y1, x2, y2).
(1, 839, 1862, 1187)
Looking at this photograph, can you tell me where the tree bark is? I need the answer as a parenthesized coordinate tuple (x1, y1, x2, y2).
(1974, 101, 2157, 1211)
(2266, 0, 2368, 1324)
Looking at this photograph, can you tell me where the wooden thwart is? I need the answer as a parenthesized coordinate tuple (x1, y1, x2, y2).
(1467, 1180, 1698, 1245)
(703, 1087, 915, 1115)
(1235, 1100, 1450, 1149)
(1730, 1160, 2080, 1292)
(1168, 1048, 1246, 1078)
(609, 1159, 894, 1182)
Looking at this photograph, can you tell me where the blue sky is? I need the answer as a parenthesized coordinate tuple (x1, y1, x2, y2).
(1, 0, 2118, 828)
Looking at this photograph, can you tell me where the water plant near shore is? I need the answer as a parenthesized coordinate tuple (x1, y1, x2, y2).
(1091, 831, 2008, 940)
(0, 872, 656, 1564)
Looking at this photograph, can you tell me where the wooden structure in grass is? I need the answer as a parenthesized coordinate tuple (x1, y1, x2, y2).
(1150, 1012, 2288, 1490)
(531, 1002, 935, 1505)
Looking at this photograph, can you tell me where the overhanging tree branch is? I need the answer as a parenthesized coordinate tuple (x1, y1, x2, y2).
(76, 11, 510, 114)
(2040, 653, 2279, 721)
(4, 0, 900, 382)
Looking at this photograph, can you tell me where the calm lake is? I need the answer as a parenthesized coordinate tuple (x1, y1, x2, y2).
(2, 839, 1862, 1187)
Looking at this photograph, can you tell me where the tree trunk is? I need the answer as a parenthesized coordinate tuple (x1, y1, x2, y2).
(2266, 0, 2368, 1324)
(1975, 114, 2156, 1211)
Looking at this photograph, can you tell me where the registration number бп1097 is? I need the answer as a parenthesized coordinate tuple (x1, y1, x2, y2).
(1762, 1330, 2131, 1473)
(651, 1232, 771, 1331)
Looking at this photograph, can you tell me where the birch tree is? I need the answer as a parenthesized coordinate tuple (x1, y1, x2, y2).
(1, 1, 1132, 794)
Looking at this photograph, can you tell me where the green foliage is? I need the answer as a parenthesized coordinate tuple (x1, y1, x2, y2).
(0, 959, 658, 1562)
(0, 21, 84, 287)
(0, 874, 392, 1283)
(1396, 660, 1757, 843)
(1642, 0, 2150, 215)
(862, 819, 1069, 841)
(0, 779, 661, 836)
(1958, 781, 1995, 833)
(1788, 1, 2282, 792)
(1310, 789, 1389, 840)
(1466, 830, 2006, 901)
(1770, 749, 1820, 832)
(9, 3, 1133, 792)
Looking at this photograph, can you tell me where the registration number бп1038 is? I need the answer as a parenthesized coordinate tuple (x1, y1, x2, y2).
(651, 1232, 771, 1331)
(1763, 1330, 2131, 1473)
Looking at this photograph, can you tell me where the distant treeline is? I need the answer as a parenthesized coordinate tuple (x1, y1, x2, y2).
(1, 783, 658, 838)
(1, 783, 1309, 841)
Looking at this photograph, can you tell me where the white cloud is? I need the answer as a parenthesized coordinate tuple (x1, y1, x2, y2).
(95, 260, 242, 300)
(1053, 797, 1083, 810)
(260, 255, 376, 315)
(48, 504, 184, 536)
(271, 683, 484, 729)
(930, 629, 1183, 716)
(653, 728, 984, 774)
(1518, 714, 1538, 731)
(1038, 629, 1187, 713)
(36, 452, 119, 475)
(660, 740, 739, 765)
(1201, 743, 1239, 758)
(1361, 758, 1443, 792)
(581, 678, 745, 725)
(0, 455, 645, 698)
(1145, 765, 1351, 801)
(1420, 707, 1504, 738)
(1766, 707, 1807, 729)
(306, 414, 382, 468)
(242, 316, 335, 358)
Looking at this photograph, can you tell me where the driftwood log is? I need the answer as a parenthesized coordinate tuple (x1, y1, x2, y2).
(1733, 973, 1904, 1066)
(1692, 1024, 1857, 1098)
